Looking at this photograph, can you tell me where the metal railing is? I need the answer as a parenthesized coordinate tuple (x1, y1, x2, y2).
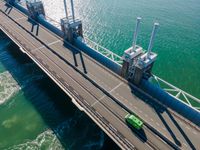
(151, 75, 200, 111)
(30, 15, 200, 112)
(84, 37, 123, 65)
(45, 16, 62, 28)
(83, 37, 200, 112)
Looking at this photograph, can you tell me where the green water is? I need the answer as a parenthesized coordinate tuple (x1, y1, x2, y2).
(73, 0, 200, 98)
(0, 0, 200, 149)
(0, 38, 114, 149)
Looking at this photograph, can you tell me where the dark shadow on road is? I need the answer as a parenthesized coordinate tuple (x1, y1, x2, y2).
(1, 8, 88, 76)
(128, 82, 196, 149)
(0, 38, 118, 149)
(127, 123, 147, 143)
(155, 109, 181, 146)
(166, 110, 196, 150)
(72, 51, 78, 67)
(29, 19, 40, 36)
(5, 3, 13, 14)
(63, 42, 88, 74)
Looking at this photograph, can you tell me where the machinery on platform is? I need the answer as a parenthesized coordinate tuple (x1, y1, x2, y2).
(61, 0, 83, 43)
(121, 18, 159, 85)
(6, 0, 20, 5)
(26, 0, 45, 20)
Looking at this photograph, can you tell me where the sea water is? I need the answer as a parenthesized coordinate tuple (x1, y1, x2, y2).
(0, 0, 199, 149)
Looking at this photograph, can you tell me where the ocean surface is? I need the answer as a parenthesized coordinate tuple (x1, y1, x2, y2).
(0, 0, 200, 149)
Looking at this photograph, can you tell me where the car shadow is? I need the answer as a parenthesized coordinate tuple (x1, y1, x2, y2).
(128, 82, 197, 149)
(126, 123, 147, 143)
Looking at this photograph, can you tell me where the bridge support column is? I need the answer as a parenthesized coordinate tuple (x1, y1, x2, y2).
(61, 0, 83, 44)
(61, 18, 83, 43)
(26, 0, 45, 20)
(121, 18, 159, 85)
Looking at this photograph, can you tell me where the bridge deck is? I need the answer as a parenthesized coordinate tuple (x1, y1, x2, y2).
(0, 1, 199, 149)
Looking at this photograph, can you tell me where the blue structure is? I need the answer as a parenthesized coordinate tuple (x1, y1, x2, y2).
(7, 0, 200, 127)
(141, 80, 200, 126)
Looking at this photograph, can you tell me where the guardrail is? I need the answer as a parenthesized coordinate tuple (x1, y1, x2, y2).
(83, 36, 200, 112)
(37, 16, 200, 112)
(84, 37, 123, 65)
(151, 75, 200, 111)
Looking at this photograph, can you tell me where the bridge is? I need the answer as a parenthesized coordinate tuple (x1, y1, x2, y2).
(0, 0, 200, 149)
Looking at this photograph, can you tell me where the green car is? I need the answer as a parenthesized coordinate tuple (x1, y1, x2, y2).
(125, 114, 143, 130)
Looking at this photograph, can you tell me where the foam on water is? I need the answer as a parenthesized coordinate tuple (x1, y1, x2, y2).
(0, 71, 21, 105)
(5, 129, 64, 150)
(4, 117, 104, 150)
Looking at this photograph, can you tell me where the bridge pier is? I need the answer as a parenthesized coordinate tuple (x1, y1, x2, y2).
(121, 18, 159, 85)
(26, 0, 45, 20)
(61, 0, 83, 44)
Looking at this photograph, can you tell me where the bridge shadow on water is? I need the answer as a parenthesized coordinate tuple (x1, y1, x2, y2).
(1, 5, 196, 148)
(128, 83, 196, 150)
(0, 35, 119, 149)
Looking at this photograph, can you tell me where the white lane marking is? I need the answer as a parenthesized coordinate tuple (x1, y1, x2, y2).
(3, 17, 26, 23)
(109, 82, 123, 93)
(186, 126, 191, 130)
(56, 74, 61, 79)
(109, 124, 117, 131)
(156, 122, 160, 126)
(32, 46, 45, 51)
(64, 82, 69, 86)
(84, 100, 90, 106)
(15, 17, 27, 21)
(49, 67, 53, 71)
(42, 61, 46, 65)
(183, 143, 188, 147)
(162, 127, 167, 131)
(47, 40, 61, 46)
(73, 90, 79, 96)
(89, 73, 112, 91)
(150, 118, 154, 121)
(193, 131, 197, 135)
(91, 95, 106, 107)
(32, 40, 61, 51)
(95, 111, 102, 118)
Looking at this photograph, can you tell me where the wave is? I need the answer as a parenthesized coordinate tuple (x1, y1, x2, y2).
(0, 71, 21, 105)
(5, 129, 64, 150)
(4, 111, 105, 150)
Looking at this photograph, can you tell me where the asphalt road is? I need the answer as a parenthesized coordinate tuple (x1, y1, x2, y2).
(0, 1, 199, 150)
